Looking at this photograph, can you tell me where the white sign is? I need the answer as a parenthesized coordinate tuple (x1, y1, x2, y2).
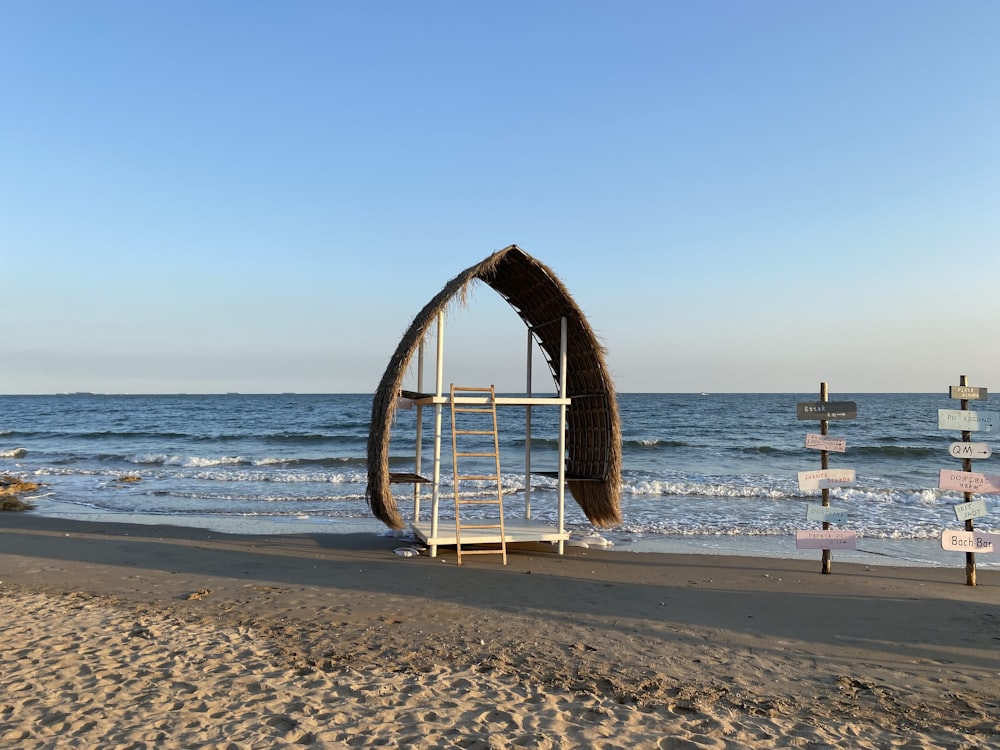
(805, 433, 847, 453)
(948, 442, 992, 460)
(797, 469, 856, 491)
(938, 409, 997, 432)
(940, 530, 999, 553)
(806, 503, 848, 525)
(954, 499, 989, 522)
(939, 469, 1000, 495)
(796, 530, 857, 550)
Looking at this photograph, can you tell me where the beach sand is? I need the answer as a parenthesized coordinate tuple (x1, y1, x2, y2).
(1, 514, 998, 749)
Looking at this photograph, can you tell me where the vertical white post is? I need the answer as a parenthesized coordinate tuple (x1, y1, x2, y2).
(525, 327, 533, 519)
(557, 316, 567, 554)
(413, 341, 424, 522)
(430, 312, 445, 557)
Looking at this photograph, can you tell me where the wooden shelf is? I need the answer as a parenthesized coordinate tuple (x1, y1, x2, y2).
(409, 394, 570, 407)
(389, 472, 431, 484)
(411, 519, 569, 549)
(533, 471, 602, 481)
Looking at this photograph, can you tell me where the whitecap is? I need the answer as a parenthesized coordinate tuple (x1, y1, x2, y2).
(185, 456, 250, 467)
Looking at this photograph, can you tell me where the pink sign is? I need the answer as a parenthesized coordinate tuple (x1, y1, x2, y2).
(795, 530, 857, 550)
(805, 433, 847, 453)
(941, 530, 999, 553)
(797, 469, 856, 491)
(938, 469, 1000, 495)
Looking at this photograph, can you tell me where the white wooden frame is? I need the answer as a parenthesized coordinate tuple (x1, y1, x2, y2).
(406, 312, 570, 556)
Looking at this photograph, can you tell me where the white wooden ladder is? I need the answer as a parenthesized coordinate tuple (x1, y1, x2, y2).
(449, 384, 507, 565)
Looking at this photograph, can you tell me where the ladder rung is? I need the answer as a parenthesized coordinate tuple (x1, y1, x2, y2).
(456, 474, 499, 481)
(459, 549, 506, 555)
(454, 429, 495, 435)
(457, 501, 502, 507)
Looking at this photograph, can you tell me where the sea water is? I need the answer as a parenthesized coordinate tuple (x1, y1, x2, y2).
(1, 392, 997, 567)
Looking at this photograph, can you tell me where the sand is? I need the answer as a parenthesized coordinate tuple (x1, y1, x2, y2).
(1, 514, 998, 749)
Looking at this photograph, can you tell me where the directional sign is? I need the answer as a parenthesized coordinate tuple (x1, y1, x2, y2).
(954, 499, 989, 522)
(805, 433, 847, 453)
(949, 442, 993, 460)
(941, 530, 999, 553)
(938, 409, 997, 432)
(798, 469, 856, 491)
(806, 503, 848, 525)
(938, 469, 1000, 495)
(796, 530, 857, 550)
(950, 385, 988, 401)
(797, 401, 857, 420)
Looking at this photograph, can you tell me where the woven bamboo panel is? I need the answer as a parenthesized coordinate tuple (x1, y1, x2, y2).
(367, 245, 621, 529)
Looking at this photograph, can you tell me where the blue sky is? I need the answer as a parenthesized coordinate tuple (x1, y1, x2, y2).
(3, 1, 998, 394)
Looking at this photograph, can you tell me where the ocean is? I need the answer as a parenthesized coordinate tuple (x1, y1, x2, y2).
(2, 392, 997, 568)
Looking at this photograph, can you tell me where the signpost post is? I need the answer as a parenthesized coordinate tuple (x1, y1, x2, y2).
(797, 383, 857, 574)
(938, 375, 991, 587)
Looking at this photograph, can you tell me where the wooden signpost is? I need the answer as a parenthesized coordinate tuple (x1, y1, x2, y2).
(796, 383, 857, 574)
(937, 375, 993, 586)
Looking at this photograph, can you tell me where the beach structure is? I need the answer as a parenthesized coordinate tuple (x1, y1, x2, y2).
(366, 245, 621, 556)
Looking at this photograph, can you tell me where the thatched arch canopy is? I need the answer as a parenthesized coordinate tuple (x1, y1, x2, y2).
(366, 245, 621, 530)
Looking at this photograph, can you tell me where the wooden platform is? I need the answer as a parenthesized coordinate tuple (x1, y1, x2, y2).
(411, 518, 569, 554)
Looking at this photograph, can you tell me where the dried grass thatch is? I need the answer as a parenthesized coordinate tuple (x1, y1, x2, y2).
(367, 245, 621, 530)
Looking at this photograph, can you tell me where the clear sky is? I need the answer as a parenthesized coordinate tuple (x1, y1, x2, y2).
(3, 1, 998, 394)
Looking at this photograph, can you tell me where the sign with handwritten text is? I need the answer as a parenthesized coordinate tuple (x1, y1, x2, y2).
(950, 385, 988, 401)
(938, 409, 996, 432)
(797, 402, 857, 420)
(797, 469, 856, 491)
(805, 433, 847, 453)
(954, 499, 989, 522)
(806, 503, 848, 525)
(796, 530, 857, 550)
(941, 530, 998, 553)
(938, 469, 1000, 495)
(948, 442, 992, 460)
